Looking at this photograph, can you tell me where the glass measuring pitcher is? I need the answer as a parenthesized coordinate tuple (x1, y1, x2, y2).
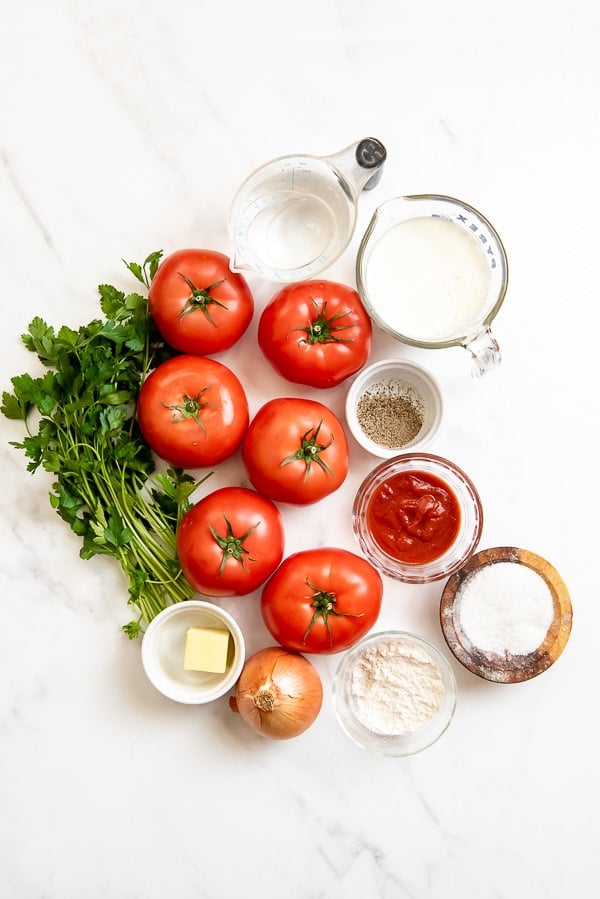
(356, 195, 509, 378)
(228, 137, 386, 282)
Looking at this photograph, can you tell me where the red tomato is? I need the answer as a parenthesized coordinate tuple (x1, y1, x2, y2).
(177, 487, 285, 596)
(241, 397, 349, 505)
(136, 355, 248, 468)
(257, 279, 372, 388)
(261, 547, 383, 654)
(148, 249, 254, 355)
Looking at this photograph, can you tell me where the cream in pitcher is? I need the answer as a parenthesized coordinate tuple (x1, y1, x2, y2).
(364, 215, 491, 342)
(356, 195, 508, 378)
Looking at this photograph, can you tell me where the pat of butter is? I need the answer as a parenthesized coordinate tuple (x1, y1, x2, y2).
(184, 626, 230, 674)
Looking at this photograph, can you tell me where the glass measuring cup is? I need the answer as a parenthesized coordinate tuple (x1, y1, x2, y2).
(228, 137, 386, 282)
(356, 195, 509, 378)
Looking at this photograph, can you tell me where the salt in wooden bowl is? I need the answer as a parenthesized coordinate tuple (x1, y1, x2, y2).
(439, 546, 572, 683)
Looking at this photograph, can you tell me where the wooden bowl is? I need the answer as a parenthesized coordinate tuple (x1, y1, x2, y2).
(440, 546, 572, 683)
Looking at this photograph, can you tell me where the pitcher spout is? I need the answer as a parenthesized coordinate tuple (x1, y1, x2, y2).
(229, 251, 251, 275)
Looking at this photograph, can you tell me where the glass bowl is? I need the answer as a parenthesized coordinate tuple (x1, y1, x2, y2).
(333, 631, 457, 756)
(141, 600, 245, 704)
(345, 358, 443, 458)
(352, 453, 483, 584)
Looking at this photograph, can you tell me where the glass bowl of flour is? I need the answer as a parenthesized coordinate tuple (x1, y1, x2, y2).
(333, 631, 458, 756)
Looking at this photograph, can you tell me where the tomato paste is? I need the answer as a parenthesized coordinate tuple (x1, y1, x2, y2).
(366, 470, 461, 564)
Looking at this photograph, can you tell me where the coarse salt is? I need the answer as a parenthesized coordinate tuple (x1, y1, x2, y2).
(456, 561, 555, 656)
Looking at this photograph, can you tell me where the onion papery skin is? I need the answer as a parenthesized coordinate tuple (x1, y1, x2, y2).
(233, 646, 323, 740)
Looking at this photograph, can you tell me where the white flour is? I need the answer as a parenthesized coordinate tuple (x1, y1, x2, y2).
(350, 638, 445, 736)
(456, 561, 554, 656)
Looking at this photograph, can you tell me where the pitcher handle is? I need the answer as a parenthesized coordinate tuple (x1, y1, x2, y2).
(463, 327, 502, 378)
(324, 137, 387, 196)
(356, 138, 387, 190)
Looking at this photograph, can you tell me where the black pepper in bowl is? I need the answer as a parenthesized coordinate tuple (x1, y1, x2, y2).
(356, 380, 424, 449)
(345, 359, 443, 458)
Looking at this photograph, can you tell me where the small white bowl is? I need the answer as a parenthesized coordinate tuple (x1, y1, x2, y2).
(345, 359, 443, 458)
(141, 601, 245, 704)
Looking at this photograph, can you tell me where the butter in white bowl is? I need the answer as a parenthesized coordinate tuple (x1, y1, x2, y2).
(141, 601, 245, 704)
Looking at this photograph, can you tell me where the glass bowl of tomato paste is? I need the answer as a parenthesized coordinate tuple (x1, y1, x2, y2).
(352, 453, 483, 584)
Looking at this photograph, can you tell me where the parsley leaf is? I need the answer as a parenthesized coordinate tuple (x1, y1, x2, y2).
(2, 254, 210, 637)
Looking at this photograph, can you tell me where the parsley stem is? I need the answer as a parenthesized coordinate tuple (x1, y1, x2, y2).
(2, 254, 201, 637)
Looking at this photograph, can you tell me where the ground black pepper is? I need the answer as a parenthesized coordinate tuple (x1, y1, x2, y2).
(356, 379, 424, 448)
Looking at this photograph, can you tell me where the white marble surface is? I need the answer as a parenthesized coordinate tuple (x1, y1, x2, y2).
(1, 1, 597, 897)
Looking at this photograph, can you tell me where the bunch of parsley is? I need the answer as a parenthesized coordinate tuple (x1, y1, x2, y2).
(1, 252, 205, 638)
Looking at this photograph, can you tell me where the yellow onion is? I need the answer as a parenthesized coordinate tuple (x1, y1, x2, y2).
(231, 646, 323, 739)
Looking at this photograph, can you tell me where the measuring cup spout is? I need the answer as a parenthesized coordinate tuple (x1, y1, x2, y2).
(229, 252, 251, 275)
(324, 137, 387, 198)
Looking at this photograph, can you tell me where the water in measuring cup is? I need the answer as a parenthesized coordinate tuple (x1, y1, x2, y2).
(241, 177, 352, 275)
(365, 216, 492, 342)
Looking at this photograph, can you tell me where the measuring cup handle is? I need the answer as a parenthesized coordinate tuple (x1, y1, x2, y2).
(463, 327, 502, 378)
(356, 138, 387, 190)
